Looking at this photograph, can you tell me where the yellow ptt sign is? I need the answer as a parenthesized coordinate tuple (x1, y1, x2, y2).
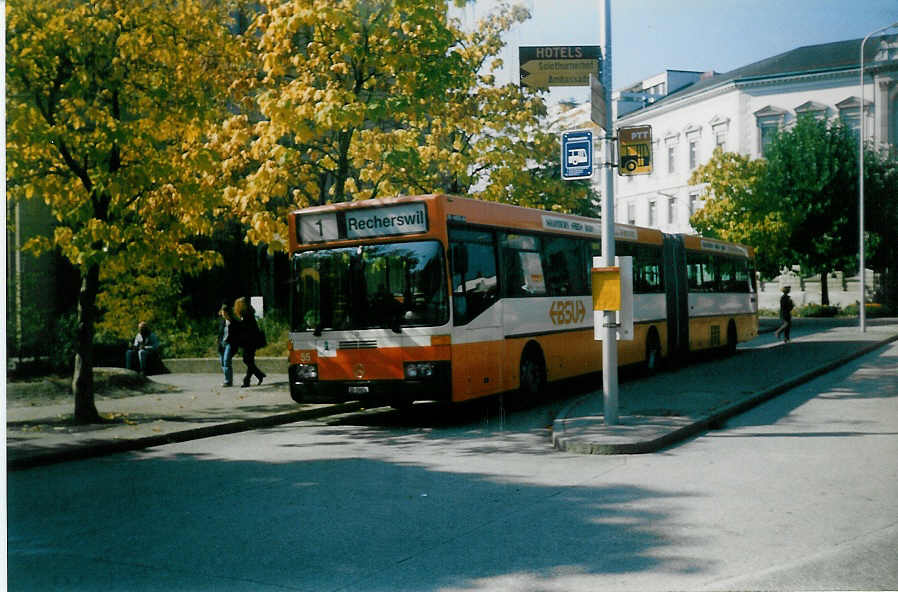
(618, 125, 653, 176)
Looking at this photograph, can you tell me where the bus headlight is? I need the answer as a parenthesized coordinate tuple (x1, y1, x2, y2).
(294, 364, 318, 380)
(404, 362, 435, 379)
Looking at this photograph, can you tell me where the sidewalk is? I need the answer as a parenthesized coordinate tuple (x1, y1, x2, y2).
(552, 319, 898, 454)
(7, 319, 898, 469)
(6, 372, 360, 470)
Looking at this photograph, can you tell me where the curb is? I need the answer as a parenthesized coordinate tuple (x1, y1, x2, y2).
(8, 401, 363, 471)
(552, 332, 898, 455)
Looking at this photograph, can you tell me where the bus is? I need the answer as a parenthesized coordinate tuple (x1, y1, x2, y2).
(286, 194, 757, 408)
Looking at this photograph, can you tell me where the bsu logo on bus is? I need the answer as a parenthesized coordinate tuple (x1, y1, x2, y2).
(549, 300, 587, 325)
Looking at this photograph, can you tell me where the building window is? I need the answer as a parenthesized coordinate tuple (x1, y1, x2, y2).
(668, 197, 677, 225)
(689, 140, 698, 169)
(836, 96, 868, 140)
(715, 131, 726, 150)
(689, 192, 699, 216)
(759, 123, 779, 156)
(754, 105, 787, 157)
(664, 133, 679, 174)
(795, 100, 827, 122)
(710, 116, 729, 152)
(648, 200, 657, 227)
(627, 202, 636, 225)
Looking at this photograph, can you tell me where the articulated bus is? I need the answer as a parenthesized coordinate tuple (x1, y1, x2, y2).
(286, 194, 758, 408)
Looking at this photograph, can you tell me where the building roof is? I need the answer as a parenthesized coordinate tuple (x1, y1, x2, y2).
(619, 34, 898, 119)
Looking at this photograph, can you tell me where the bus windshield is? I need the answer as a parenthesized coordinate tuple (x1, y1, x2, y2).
(292, 240, 448, 333)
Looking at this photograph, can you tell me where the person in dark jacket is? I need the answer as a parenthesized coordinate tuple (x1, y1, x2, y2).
(234, 297, 266, 387)
(774, 285, 795, 343)
(126, 321, 162, 376)
(218, 303, 236, 387)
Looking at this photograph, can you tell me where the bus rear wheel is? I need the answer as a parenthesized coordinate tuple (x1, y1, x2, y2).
(726, 320, 738, 355)
(645, 330, 662, 374)
(519, 346, 546, 398)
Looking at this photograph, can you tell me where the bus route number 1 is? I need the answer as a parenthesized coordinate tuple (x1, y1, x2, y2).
(549, 300, 586, 325)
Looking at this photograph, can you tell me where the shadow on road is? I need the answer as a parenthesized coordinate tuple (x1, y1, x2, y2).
(8, 447, 712, 591)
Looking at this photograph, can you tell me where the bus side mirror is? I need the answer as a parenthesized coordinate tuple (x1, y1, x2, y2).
(451, 244, 468, 276)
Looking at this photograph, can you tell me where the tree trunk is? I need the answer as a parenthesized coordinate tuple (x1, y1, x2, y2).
(72, 263, 103, 424)
(820, 270, 830, 306)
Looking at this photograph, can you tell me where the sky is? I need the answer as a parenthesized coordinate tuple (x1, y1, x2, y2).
(456, 0, 898, 103)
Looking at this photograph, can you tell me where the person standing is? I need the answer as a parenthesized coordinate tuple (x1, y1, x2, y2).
(234, 297, 266, 387)
(774, 286, 795, 342)
(218, 304, 237, 387)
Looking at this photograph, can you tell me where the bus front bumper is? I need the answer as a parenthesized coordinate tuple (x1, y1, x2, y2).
(288, 362, 451, 406)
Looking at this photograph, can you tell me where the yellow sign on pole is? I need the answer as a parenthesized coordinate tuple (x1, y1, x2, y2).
(591, 266, 621, 311)
(618, 125, 653, 176)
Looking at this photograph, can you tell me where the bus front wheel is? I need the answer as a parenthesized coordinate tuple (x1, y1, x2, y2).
(519, 346, 546, 398)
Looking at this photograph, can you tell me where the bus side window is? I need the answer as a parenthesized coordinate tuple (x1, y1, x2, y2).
(501, 234, 546, 297)
(543, 236, 586, 296)
(450, 230, 498, 325)
(633, 244, 664, 293)
(687, 252, 720, 292)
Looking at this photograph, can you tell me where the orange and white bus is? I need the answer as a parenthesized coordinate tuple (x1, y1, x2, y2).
(286, 194, 758, 407)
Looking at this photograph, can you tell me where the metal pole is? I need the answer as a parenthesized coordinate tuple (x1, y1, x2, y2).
(859, 22, 898, 333)
(600, 0, 618, 425)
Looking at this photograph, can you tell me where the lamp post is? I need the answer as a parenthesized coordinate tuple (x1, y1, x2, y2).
(858, 22, 898, 333)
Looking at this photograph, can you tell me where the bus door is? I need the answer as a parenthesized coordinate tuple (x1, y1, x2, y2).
(449, 229, 503, 399)
(663, 234, 689, 360)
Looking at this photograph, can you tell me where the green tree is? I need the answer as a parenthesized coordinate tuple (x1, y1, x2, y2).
(689, 148, 783, 276)
(863, 147, 898, 309)
(760, 117, 859, 304)
(6, 0, 240, 422)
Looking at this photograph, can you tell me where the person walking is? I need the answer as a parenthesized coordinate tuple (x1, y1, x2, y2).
(234, 297, 266, 387)
(218, 303, 237, 387)
(774, 285, 795, 342)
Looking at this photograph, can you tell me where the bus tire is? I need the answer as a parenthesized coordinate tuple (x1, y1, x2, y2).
(726, 320, 738, 355)
(645, 329, 663, 374)
(519, 345, 546, 398)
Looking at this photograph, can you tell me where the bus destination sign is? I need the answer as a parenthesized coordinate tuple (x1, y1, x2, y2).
(298, 203, 429, 243)
(345, 203, 428, 239)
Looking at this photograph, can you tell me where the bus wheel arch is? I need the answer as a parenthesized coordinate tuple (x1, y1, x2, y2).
(519, 341, 547, 397)
(645, 326, 663, 374)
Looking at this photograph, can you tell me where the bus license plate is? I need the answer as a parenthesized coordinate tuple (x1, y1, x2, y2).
(348, 386, 369, 395)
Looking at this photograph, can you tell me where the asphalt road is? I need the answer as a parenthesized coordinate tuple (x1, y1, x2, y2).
(7, 335, 898, 591)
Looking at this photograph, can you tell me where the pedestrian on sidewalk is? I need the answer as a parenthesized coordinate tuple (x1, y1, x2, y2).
(126, 321, 161, 376)
(218, 303, 237, 387)
(774, 285, 795, 342)
(234, 296, 266, 387)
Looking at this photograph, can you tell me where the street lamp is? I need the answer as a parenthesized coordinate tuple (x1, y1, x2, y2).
(858, 22, 898, 333)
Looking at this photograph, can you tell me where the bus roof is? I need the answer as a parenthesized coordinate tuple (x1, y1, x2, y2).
(289, 193, 665, 247)
(681, 234, 754, 258)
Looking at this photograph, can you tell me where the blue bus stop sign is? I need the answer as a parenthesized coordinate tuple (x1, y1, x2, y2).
(561, 129, 594, 180)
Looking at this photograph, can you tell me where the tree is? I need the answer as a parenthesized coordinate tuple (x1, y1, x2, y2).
(689, 148, 784, 277)
(691, 119, 863, 304)
(216, 0, 596, 251)
(760, 117, 859, 304)
(7, 0, 240, 422)
(863, 147, 898, 310)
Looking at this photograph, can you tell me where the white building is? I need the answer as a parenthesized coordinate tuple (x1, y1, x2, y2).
(614, 35, 898, 234)
(548, 35, 898, 307)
